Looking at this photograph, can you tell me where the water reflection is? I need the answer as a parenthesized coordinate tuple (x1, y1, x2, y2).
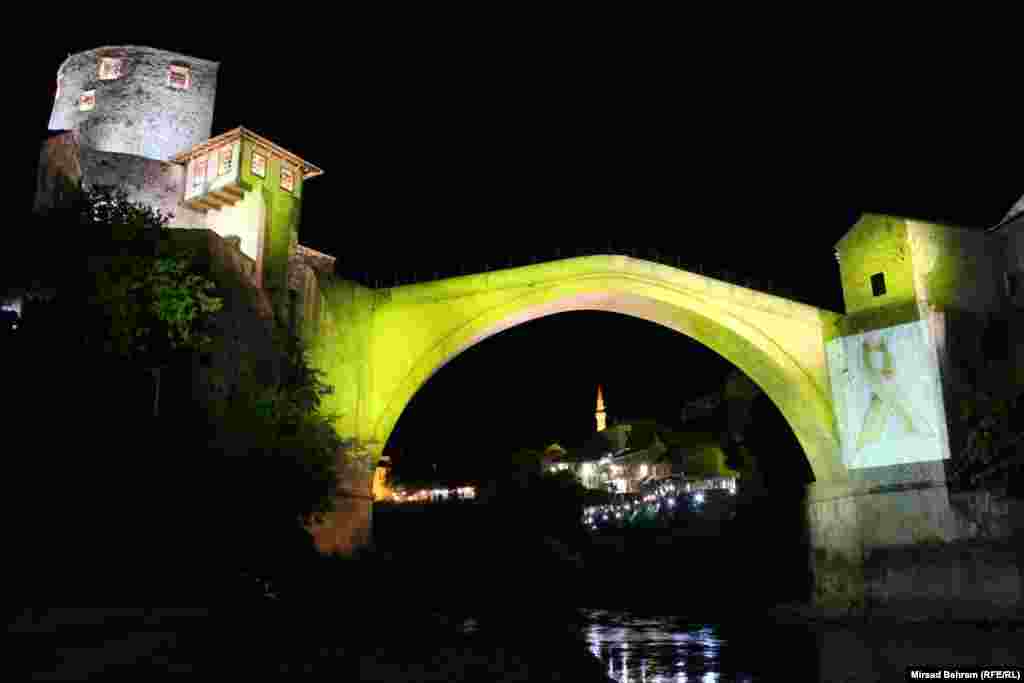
(581, 610, 755, 682)
(577, 608, 1024, 682)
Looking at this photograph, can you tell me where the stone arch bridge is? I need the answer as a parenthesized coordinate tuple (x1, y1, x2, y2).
(306, 254, 976, 611)
(312, 254, 844, 483)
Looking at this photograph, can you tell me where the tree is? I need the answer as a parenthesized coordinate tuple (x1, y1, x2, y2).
(79, 186, 223, 415)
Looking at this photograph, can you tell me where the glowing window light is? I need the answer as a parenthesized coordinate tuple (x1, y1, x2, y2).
(695, 492, 704, 504)
(251, 150, 268, 178)
(280, 166, 295, 193)
(98, 57, 123, 80)
(190, 155, 208, 195)
(168, 64, 191, 90)
(218, 144, 234, 176)
(79, 90, 95, 111)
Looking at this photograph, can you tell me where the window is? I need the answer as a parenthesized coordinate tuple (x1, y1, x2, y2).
(98, 57, 123, 80)
(167, 64, 191, 90)
(280, 165, 295, 193)
(218, 144, 234, 176)
(190, 155, 208, 193)
(79, 90, 96, 111)
(870, 272, 886, 297)
(251, 150, 267, 178)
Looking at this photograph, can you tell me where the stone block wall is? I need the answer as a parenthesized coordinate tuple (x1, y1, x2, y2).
(166, 230, 278, 410)
(950, 489, 1023, 541)
(80, 148, 207, 227)
(34, 131, 82, 214)
(996, 219, 1024, 387)
(33, 131, 207, 228)
(287, 244, 336, 344)
(807, 465, 1024, 614)
(863, 539, 1021, 619)
(1005, 217, 1023, 274)
(49, 46, 218, 162)
(308, 458, 374, 555)
(836, 214, 917, 316)
(906, 219, 1004, 316)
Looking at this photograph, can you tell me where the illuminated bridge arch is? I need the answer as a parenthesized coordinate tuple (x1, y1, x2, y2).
(313, 255, 846, 484)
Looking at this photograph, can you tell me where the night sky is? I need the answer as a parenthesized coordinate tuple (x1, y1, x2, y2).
(25, 28, 1020, 480)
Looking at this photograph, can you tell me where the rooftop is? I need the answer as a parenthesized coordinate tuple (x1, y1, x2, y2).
(170, 127, 324, 180)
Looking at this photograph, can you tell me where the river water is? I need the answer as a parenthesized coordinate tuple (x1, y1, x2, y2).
(441, 607, 1024, 682)
(11, 605, 1024, 679)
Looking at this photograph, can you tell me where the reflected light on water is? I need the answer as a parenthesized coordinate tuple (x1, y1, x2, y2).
(583, 611, 736, 683)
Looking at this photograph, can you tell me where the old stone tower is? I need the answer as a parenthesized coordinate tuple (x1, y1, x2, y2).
(34, 45, 335, 328)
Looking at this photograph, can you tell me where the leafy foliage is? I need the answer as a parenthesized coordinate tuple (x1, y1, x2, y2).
(29, 186, 349, 594)
(80, 186, 222, 363)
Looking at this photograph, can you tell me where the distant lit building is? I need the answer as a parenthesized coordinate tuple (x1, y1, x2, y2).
(546, 385, 738, 494)
(541, 443, 569, 472)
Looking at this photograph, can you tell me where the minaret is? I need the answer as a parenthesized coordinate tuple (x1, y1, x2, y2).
(595, 384, 607, 432)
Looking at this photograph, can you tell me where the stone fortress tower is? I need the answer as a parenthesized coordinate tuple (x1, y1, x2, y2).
(35, 45, 335, 332)
(48, 46, 218, 162)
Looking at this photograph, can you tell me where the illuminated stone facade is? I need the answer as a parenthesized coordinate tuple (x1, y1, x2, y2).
(36, 48, 328, 329)
(49, 46, 218, 162)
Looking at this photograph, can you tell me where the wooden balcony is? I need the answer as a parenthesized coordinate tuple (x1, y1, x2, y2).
(183, 181, 245, 213)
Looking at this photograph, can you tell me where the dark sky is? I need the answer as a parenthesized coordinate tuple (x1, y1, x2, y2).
(25, 28, 1020, 477)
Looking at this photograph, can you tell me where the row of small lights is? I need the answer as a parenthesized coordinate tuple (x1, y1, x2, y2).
(391, 486, 476, 503)
(583, 480, 736, 529)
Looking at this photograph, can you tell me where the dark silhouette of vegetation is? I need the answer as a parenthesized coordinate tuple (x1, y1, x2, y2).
(7, 188, 344, 602)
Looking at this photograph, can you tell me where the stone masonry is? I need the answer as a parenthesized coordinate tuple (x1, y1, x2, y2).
(50, 46, 218, 162)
